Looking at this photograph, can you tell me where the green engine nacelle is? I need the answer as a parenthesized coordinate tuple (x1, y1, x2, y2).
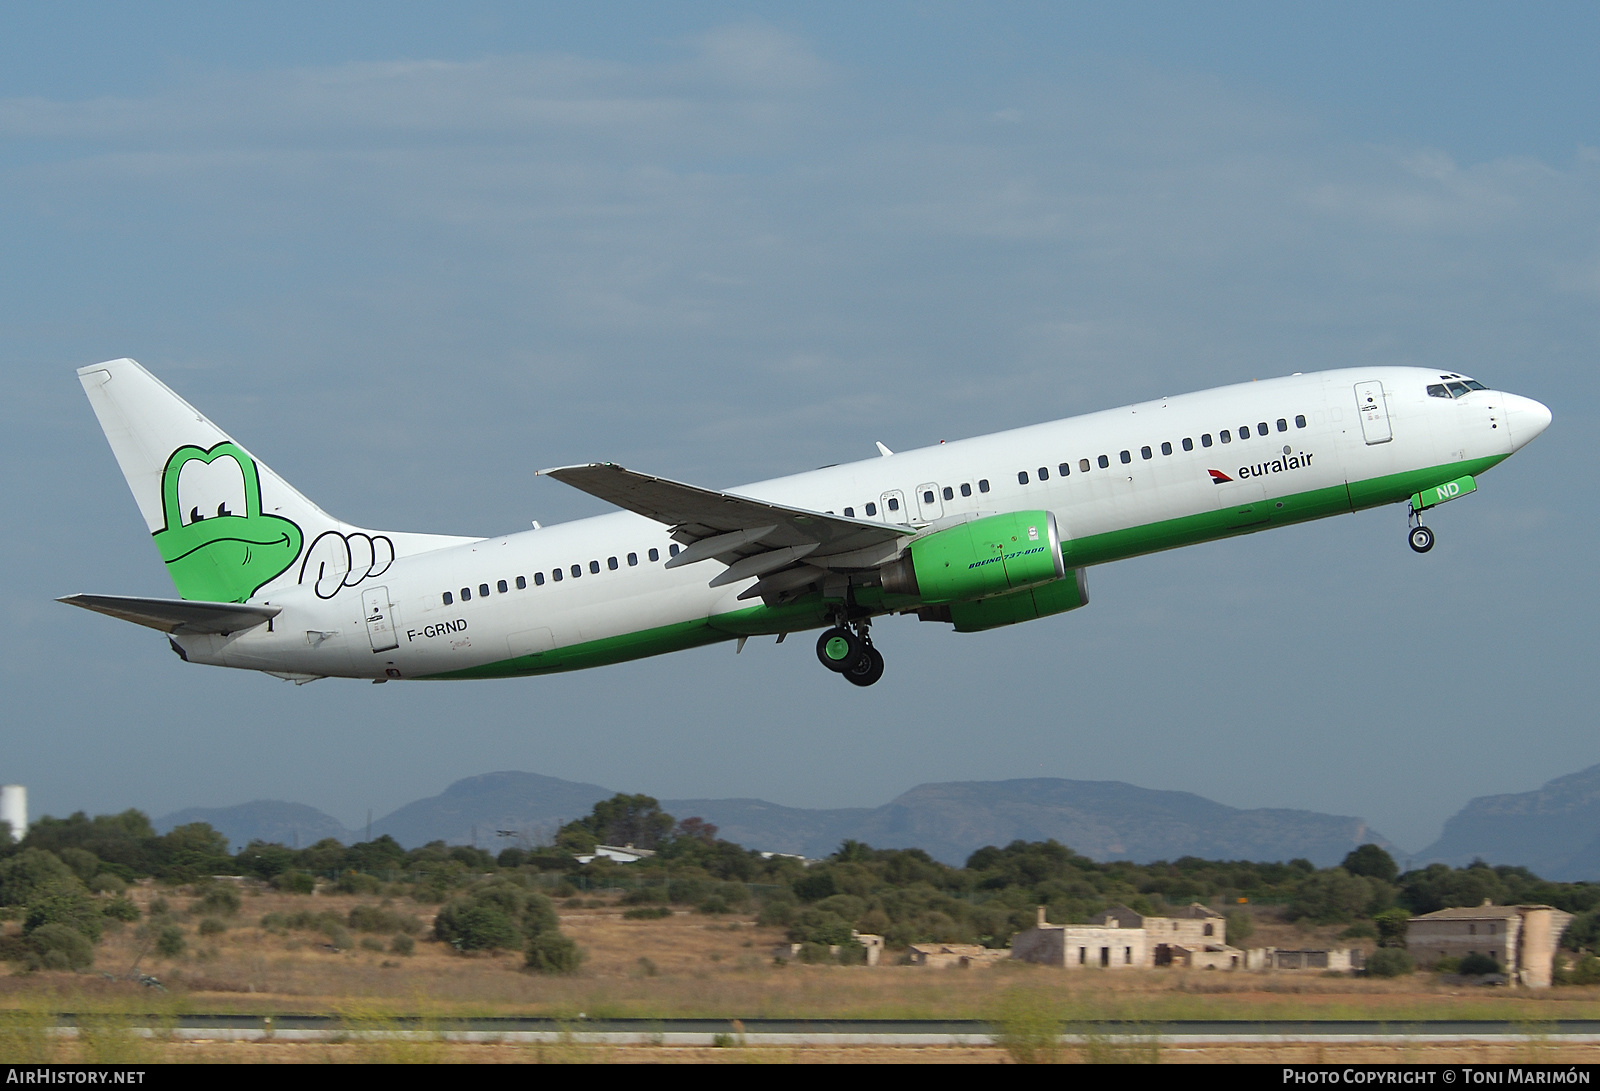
(880, 510, 1066, 604)
(944, 567, 1089, 632)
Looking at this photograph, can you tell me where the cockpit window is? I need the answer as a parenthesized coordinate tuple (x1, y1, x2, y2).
(1447, 382, 1471, 397)
(1463, 379, 1488, 391)
(1428, 384, 1451, 398)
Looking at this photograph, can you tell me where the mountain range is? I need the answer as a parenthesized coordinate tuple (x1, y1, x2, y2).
(155, 771, 1391, 868)
(1416, 762, 1600, 881)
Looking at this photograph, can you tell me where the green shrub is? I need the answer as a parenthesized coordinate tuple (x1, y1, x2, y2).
(333, 871, 381, 895)
(26, 923, 95, 972)
(1225, 910, 1254, 947)
(148, 897, 171, 917)
(196, 885, 241, 917)
(697, 896, 730, 915)
(1459, 952, 1501, 976)
(1564, 954, 1600, 985)
(624, 906, 670, 920)
(24, 882, 104, 942)
(389, 934, 415, 956)
(155, 924, 185, 958)
(1433, 955, 1461, 974)
(436, 904, 520, 950)
(348, 904, 422, 935)
(270, 870, 315, 895)
(197, 917, 227, 937)
(796, 942, 833, 964)
(88, 873, 126, 895)
(102, 896, 140, 922)
(1340, 922, 1378, 940)
(360, 936, 385, 952)
(524, 931, 584, 974)
(322, 925, 353, 950)
(1365, 948, 1414, 977)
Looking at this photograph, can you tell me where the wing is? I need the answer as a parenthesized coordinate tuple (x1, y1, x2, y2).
(58, 593, 280, 635)
(539, 463, 914, 600)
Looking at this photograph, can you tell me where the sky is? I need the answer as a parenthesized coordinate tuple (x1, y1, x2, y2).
(3, 3, 1597, 857)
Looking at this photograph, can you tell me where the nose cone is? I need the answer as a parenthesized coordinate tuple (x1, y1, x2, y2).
(1503, 393, 1553, 451)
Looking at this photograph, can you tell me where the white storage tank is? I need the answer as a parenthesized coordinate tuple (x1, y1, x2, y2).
(1, 785, 26, 842)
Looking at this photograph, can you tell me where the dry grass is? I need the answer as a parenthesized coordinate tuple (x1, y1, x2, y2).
(5, 880, 1600, 1031)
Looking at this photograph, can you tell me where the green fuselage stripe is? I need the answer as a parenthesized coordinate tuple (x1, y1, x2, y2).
(421, 455, 1504, 680)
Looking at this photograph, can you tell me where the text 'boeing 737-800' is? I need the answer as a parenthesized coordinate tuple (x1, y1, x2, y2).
(60, 360, 1550, 687)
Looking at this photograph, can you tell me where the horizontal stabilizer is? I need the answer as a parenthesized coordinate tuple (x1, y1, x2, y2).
(58, 593, 279, 635)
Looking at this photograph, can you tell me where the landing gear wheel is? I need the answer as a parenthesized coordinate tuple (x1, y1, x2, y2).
(843, 645, 885, 687)
(816, 628, 862, 673)
(1409, 525, 1435, 553)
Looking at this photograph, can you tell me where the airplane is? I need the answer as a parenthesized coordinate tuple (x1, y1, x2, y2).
(60, 359, 1550, 687)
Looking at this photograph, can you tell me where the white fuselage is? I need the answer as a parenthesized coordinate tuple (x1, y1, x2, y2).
(175, 367, 1547, 681)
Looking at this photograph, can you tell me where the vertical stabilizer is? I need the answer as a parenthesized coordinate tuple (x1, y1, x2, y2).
(78, 359, 476, 603)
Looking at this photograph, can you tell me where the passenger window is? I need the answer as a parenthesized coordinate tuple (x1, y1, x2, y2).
(1038, 466, 1049, 480)
(534, 572, 545, 586)
(497, 579, 508, 594)
(887, 497, 899, 511)
(669, 544, 680, 557)
(866, 502, 877, 516)
(571, 565, 581, 579)
(1079, 458, 1090, 472)
(979, 479, 990, 493)
(442, 591, 453, 605)
(552, 569, 562, 582)
(627, 553, 638, 567)
(1295, 414, 1307, 428)
(515, 576, 526, 590)
(1160, 442, 1172, 455)
(479, 583, 490, 598)
(1059, 463, 1070, 477)
(942, 486, 953, 501)
(923, 490, 935, 503)
(844, 507, 854, 517)
(1238, 425, 1249, 439)
(1141, 446, 1152, 460)
(1120, 450, 1131, 464)
(607, 557, 618, 571)
(960, 483, 972, 497)
(1097, 455, 1109, 468)
(1257, 422, 1269, 436)
(1182, 438, 1194, 451)
(1018, 471, 1029, 485)
(648, 548, 660, 562)
(588, 560, 598, 574)
(461, 587, 471, 601)
(1220, 430, 1232, 444)
(1277, 418, 1288, 431)
(1202, 434, 1213, 447)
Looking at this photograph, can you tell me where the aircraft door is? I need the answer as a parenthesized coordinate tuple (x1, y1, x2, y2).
(362, 586, 399, 652)
(880, 489, 909, 524)
(915, 482, 944, 522)
(1354, 381, 1392, 445)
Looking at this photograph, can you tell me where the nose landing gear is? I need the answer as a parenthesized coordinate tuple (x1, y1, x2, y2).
(815, 617, 885, 687)
(1407, 506, 1435, 554)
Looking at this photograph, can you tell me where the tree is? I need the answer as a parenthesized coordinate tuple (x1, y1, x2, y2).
(557, 794, 674, 853)
(1341, 844, 1399, 883)
(1374, 907, 1410, 948)
(0, 849, 77, 906)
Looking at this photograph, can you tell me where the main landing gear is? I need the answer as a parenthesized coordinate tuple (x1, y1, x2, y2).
(816, 618, 885, 687)
(1407, 507, 1435, 554)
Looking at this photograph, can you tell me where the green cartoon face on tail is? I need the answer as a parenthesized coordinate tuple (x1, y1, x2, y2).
(150, 443, 303, 602)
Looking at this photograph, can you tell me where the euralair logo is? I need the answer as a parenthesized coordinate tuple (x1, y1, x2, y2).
(1210, 450, 1314, 484)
